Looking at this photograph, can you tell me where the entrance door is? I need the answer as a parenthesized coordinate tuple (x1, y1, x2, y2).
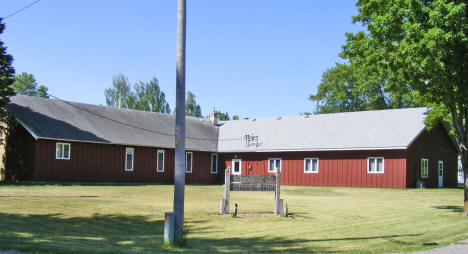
(438, 160, 443, 188)
(232, 159, 242, 175)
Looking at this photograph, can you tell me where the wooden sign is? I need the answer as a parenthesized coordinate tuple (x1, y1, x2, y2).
(220, 166, 284, 215)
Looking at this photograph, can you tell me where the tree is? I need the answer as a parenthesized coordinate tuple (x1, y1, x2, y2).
(310, 61, 422, 114)
(0, 18, 16, 136)
(133, 78, 171, 113)
(232, 115, 239, 120)
(185, 91, 201, 117)
(344, 0, 468, 213)
(216, 111, 230, 121)
(105, 74, 171, 114)
(11, 72, 49, 98)
(105, 74, 132, 108)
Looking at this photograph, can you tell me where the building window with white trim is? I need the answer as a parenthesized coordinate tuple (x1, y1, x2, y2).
(268, 158, 281, 173)
(304, 158, 319, 173)
(211, 153, 218, 174)
(367, 157, 384, 173)
(421, 158, 428, 178)
(56, 143, 71, 160)
(125, 148, 134, 171)
(186, 152, 193, 173)
(157, 150, 165, 172)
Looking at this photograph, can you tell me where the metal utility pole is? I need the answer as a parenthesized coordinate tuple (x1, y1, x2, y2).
(173, 0, 186, 243)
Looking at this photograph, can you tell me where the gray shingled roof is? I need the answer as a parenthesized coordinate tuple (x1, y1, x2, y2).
(217, 107, 429, 152)
(8, 95, 218, 152)
(8, 95, 431, 153)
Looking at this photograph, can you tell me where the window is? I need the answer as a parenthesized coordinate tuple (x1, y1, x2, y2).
(125, 148, 134, 171)
(211, 153, 218, 174)
(157, 150, 165, 172)
(421, 158, 428, 178)
(56, 143, 71, 160)
(367, 157, 384, 173)
(268, 158, 281, 173)
(186, 152, 193, 173)
(304, 158, 319, 173)
(231, 159, 242, 175)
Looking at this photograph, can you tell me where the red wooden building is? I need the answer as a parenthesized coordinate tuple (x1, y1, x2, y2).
(5, 95, 459, 188)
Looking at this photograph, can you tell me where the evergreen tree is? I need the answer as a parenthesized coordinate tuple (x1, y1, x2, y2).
(0, 18, 16, 136)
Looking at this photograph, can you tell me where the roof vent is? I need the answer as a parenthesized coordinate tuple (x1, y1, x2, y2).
(252, 119, 256, 121)
(304, 115, 310, 118)
(276, 117, 282, 120)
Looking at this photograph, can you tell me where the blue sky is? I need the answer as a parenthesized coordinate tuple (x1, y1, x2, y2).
(1, 0, 360, 118)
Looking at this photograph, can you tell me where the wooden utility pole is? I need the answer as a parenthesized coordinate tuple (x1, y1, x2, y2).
(173, 0, 187, 243)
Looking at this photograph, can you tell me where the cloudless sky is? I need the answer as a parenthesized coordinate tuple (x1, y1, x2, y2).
(1, 0, 361, 118)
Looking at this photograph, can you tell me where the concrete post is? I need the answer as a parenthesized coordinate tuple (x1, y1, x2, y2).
(163, 212, 174, 244)
(220, 167, 230, 214)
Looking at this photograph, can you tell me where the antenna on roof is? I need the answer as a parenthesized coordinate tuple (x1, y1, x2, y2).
(244, 134, 259, 147)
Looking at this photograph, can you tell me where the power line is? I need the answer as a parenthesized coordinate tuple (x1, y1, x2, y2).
(45, 92, 242, 142)
(2, 0, 41, 20)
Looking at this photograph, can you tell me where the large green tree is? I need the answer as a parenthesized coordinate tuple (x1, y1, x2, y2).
(105, 74, 132, 108)
(105, 74, 171, 114)
(133, 78, 171, 113)
(0, 18, 16, 135)
(342, 0, 468, 213)
(185, 91, 202, 117)
(311, 62, 423, 113)
(11, 72, 49, 98)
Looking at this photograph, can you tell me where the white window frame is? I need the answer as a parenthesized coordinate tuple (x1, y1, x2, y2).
(421, 158, 429, 178)
(157, 150, 165, 173)
(56, 142, 71, 160)
(268, 158, 282, 173)
(304, 158, 319, 173)
(367, 157, 384, 174)
(211, 153, 218, 174)
(125, 148, 134, 172)
(231, 159, 242, 175)
(186, 152, 193, 173)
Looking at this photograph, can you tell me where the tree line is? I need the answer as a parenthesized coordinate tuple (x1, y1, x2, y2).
(104, 73, 240, 120)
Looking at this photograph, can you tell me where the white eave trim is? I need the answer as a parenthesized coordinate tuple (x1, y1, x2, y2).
(405, 127, 426, 150)
(16, 119, 39, 140)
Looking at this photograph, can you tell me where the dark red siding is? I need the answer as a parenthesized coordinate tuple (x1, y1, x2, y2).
(4, 124, 36, 180)
(8, 122, 458, 188)
(220, 150, 407, 188)
(406, 124, 458, 188)
(33, 139, 218, 184)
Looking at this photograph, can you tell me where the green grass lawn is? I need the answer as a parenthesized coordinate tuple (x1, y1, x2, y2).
(0, 184, 467, 253)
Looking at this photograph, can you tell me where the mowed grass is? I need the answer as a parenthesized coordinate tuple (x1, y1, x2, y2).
(0, 184, 467, 253)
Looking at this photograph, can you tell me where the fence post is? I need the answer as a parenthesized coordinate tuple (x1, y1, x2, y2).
(274, 166, 283, 215)
(220, 166, 230, 214)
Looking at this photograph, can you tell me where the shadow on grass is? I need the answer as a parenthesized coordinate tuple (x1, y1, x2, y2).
(432, 205, 464, 213)
(0, 213, 425, 253)
(186, 220, 422, 252)
(0, 213, 328, 253)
